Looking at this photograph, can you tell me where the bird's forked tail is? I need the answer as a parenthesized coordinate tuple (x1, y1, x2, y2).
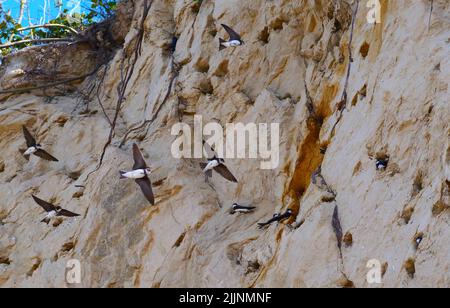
(219, 38, 226, 51)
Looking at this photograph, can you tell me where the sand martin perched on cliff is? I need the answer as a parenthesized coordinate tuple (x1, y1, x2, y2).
(230, 203, 256, 214)
(200, 157, 238, 183)
(219, 24, 244, 51)
(376, 158, 389, 170)
(120, 143, 155, 205)
(258, 209, 293, 228)
(22, 126, 59, 162)
(32, 195, 80, 224)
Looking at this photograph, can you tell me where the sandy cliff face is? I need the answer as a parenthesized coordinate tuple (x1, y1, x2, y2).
(0, 0, 449, 288)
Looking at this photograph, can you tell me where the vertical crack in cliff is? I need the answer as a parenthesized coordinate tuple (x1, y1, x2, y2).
(428, 0, 434, 30)
(332, 205, 355, 287)
(330, 0, 360, 138)
(94, 65, 113, 127)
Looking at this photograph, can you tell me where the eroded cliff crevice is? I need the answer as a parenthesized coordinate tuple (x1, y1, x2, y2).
(0, 0, 449, 288)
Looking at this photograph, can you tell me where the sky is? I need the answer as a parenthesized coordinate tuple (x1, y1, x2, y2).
(1, 0, 89, 26)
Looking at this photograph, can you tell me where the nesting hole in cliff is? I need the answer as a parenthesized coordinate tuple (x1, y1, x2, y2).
(27, 257, 42, 277)
(190, 1, 202, 14)
(226, 244, 243, 266)
(404, 258, 416, 278)
(351, 94, 359, 107)
(173, 232, 186, 248)
(413, 232, 424, 250)
(321, 195, 336, 203)
(0, 256, 11, 265)
(54, 116, 69, 127)
(352, 161, 363, 176)
(198, 79, 214, 95)
(434, 63, 441, 71)
(360, 42, 370, 58)
(375, 152, 390, 170)
(67, 171, 82, 181)
(213, 60, 229, 77)
(359, 84, 367, 97)
(332, 19, 342, 32)
(338, 277, 355, 288)
(258, 27, 270, 44)
(61, 241, 76, 253)
(270, 16, 289, 31)
(52, 218, 64, 228)
(352, 84, 367, 106)
(162, 37, 178, 55)
(0, 161, 5, 173)
(152, 178, 166, 187)
(432, 200, 448, 217)
(382, 262, 389, 277)
(209, 27, 217, 37)
(72, 190, 84, 199)
(401, 206, 415, 224)
(245, 260, 261, 275)
(194, 58, 210, 73)
(343, 232, 353, 247)
(412, 171, 424, 197)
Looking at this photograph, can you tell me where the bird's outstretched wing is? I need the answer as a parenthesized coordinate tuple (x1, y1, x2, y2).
(32, 195, 56, 212)
(200, 163, 213, 178)
(22, 126, 36, 147)
(57, 209, 80, 217)
(34, 149, 59, 162)
(221, 24, 241, 41)
(214, 164, 238, 182)
(258, 214, 281, 228)
(136, 176, 155, 205)
(132, 143, 147, 170)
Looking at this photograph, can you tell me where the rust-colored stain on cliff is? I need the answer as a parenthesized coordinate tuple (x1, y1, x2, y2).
(284, 83, 337, 217)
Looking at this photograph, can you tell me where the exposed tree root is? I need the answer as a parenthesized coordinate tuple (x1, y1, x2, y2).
(84, 0, 153, 181)
(0, 65, 101, 95)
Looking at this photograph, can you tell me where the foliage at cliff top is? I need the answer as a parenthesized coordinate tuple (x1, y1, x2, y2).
(0, 0, 117, 56)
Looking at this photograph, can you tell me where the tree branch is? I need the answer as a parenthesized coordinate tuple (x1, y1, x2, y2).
(17, 23, 79, 35)
(0, 38, 74, 49)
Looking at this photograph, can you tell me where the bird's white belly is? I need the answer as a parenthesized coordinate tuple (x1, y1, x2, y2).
(47, 211, 57, 219)
(204, 161, 219, 172)
(223, 40, 241, 47)
(124, 170, 146, 179)
(24, 147, 37, 155)
(235, 209, 251, 213)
